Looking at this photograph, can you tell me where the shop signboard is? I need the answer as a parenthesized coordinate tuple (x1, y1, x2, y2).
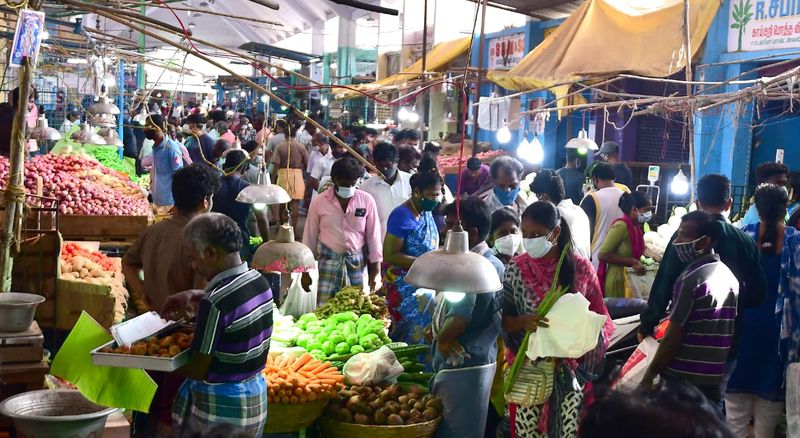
(488, 33, 526, 70)
(728, 0, 800, 52)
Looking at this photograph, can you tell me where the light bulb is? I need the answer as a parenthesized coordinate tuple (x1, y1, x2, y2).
(407, 111, 419, 123)
(398, 107, 409, 121)
(518, 136, 544, 165)
(443, 291, 465, 303)
(260, 95, 268, 103)
(321, 98, 329, 107)
(280, 105, 288, 111)
(156, 93, 162, 98)
(496, 126, 511, 144)
(231, 97, 238, 103)
(240, 91, 246, 97)
(671, 169, 689, 195)
(42, 30, 50, 40)
(253, 203, 267, 210)
(271, 86, 278, 91)
(577, 147, 588, 155)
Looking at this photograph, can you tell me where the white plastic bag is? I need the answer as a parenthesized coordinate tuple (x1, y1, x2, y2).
(612, 336, 660, 392)
(343, 346, 404, 385)
(526, 293, 607, 361)
(787, 363, 800, 437)
(279, 274, 316, 319)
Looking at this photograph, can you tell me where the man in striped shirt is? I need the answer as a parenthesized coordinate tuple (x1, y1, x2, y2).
(641, 211, 739, 405)
(164, 213, 273, 435)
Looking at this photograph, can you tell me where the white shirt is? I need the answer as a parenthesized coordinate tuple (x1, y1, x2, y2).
(59, 119, 74, 134)
(359, 171, 412, 237)
(307, 148, 330, 174)
(558, 199, 591, 261)
(310, 154, 336, 198)
(296, 129, 313, 151)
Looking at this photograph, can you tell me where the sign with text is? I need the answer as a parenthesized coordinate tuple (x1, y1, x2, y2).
(728, 0, 800, 52)
(488, 33, 526, 70)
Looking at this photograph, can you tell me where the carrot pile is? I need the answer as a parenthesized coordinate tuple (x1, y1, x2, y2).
(264, 352, 345, 404)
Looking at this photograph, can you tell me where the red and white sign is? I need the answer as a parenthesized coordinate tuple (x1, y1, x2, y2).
(488, 33, 526, 70)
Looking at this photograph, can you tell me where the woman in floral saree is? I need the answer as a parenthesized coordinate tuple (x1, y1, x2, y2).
(502, 201, 613, 437)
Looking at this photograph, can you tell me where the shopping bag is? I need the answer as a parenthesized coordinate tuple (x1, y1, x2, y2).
(612, 336, 659, 392)
(279, 273, 316, 319)
(343, 346, 404, 385)
(787, 363, 800, 437)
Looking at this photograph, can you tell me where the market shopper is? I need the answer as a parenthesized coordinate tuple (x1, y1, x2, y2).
(726, 183, 800, 437)
(479, 156, 529, 216)
(580, 162, 625, 270)
(639, 174, 767, 394)
(557, 148, 586, 205)
(459, 156, 492, 195)
(270, 119, 308, 231)
(393, 128, 420, 151)
(740, 162, 790, 227)
(306, 132, 330, 179)
(383, 170, 442, 345)
(211, 150, 270, 260)
(164, 213, 273, 436)
(59, 110, 79, 134)
(501, 201, 612, 437)
(145, 113, 185, 207)
(301, 157, 382, 303)
(398, 145, 422, 174)
(640, 211, 739, 406)
(123, 164, 220, 313)
(490, 207, 522, 265)
(595, 141, 633, 191)
(359, 142, 412, 237)
(597, 191, 652, 298)
(241, 140, 265, 185)
(532, 169, 591, 260)
(237, 116, 257, 144)
(433, 196, 503, 437)
(184, 113, 215, 165)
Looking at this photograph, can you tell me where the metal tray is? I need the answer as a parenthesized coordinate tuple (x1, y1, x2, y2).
(90, 323, 193, 372)
(91, 341, 191, 372)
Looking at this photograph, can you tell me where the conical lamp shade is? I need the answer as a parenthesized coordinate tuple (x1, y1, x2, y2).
(565, 129, 598, 151)
(29, 116, 61, 141)
(89, 95, 120, 116)
(405, 230, 502, 293)
(71, 123, 106, 145)
(235, 171, 291, 205)
(98, 128, 123, 146)
(252, 225, 316, 273)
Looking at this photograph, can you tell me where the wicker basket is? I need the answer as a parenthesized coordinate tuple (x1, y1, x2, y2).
(317, 415, 441, 438)
(263, 400, 327, 434)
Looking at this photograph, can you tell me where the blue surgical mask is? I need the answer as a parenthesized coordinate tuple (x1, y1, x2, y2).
(494, 187, 520, 206)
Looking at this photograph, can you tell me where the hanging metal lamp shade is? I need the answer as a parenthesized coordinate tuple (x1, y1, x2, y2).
(28, 116, 61, 141)
(92, 113, 118, 128)
(252, 225, 316, 273)
(235, 170, 291, 205)
(71, 123, 106, 145)
(98, 127, 123, 146)
(405, 228, 502, 293)
(88, 86, 120, 117)
(564, 129, 598, 151)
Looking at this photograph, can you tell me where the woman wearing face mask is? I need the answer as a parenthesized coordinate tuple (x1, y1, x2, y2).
(726, 183, 800, 438)
(490, 207, 522, 265)
(502, 201, 612, 437)
(597, 191, 653, 298)
(383, 170, 443, 347)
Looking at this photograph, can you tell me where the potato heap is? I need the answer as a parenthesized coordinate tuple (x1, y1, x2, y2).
(325, 383, 442, 426)
(59, 243, 128, 323)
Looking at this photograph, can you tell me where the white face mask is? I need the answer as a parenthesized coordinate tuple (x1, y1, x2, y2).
(522, 233, 554, 259)
(494, 233, 522, 257)
(336, 185, 356, 199)
(638, 211, 652, 224)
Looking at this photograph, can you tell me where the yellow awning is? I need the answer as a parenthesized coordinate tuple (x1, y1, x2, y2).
(488, 0, 720, 91)
(338, 37, 471, 98)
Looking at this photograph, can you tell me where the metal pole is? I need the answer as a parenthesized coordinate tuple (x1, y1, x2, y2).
(418, 0, 428, 142)
(682, 0, 695, 204)
(0, 59, 31, 292)
(118, 59, 125, 159)
(136, 3, 145, 90)
(472, 0, 488, 155)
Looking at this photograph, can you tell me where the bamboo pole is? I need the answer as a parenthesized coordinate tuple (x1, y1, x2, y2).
(76, 1, 382, 176)
(0, 59, 31, 292)
(135, 4, 283, 27)
(682, 0, 696, 204)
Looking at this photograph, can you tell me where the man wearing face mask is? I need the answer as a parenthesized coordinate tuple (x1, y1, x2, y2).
(146, 113, 185, 207)
(532, 169, 591, 260)
(302, 157, 383, 303)
(490, 207, 522, 264)
(360, 142, 412, 238)
(310, 138, 345, 196)
(640, 211, 739, 405)
(184, 113, 216, 165)
(639, 174, 766, 404)
(479, 156, 529, 216)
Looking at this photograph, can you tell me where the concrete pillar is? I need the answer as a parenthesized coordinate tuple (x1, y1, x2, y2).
(311, 20, 325, 56)
(337, 14, 357, 85)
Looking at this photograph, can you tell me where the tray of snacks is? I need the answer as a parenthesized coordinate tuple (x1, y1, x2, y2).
(91, 323, 194, 372)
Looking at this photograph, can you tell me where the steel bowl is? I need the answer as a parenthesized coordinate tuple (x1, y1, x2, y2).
(0, 389, 117, 438)
(0, 292, 45, 332)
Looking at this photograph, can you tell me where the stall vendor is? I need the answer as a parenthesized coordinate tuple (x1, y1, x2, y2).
(163, 213, 273, 435)
(433, 196, 504, 437)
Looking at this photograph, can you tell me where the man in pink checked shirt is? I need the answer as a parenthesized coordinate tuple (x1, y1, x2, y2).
(301, 156, 383, 304)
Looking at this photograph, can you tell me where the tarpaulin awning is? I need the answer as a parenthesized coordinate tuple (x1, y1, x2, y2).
(338, 37, 471, 98)
(488, 0, 720, 91)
